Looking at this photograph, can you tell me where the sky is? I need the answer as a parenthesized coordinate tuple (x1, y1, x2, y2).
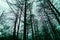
(0, 0, 10, 35)
(0, 0, 9, 9)
(0, 0, 10, 16)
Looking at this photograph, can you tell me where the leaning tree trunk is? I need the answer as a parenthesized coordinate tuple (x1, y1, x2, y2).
(44, 10, 55, 40)
(44, 8, 59, 40)
(47, 0, 60, 24)
(44, 0, 60, 40)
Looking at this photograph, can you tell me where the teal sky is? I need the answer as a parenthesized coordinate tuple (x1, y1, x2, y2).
(0, 0, 9, 9)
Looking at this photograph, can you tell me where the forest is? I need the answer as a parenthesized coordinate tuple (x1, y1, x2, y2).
(0, 0, 60, 40)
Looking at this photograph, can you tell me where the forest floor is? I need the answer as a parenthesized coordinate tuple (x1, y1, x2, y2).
(0, 36, 21, 40)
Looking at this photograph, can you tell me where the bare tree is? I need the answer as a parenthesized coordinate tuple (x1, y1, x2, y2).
(47, 0, 60, 24)
(23, 0, 27, 40)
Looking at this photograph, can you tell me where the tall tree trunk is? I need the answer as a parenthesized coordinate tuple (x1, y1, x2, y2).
(13, 15, 18, 40)
(26, 25, 29, 40)
(34, 21, 39, 40)
(17, 9, 22, 38)
(30, 9, 34, 40)
(23, 0, 27, 40)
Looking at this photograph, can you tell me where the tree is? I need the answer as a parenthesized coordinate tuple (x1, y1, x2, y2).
(43, 0, 60, 40)
(47, 0, 60, 24)
(6, 0, 23, 39)
(23, 0, 27, 40)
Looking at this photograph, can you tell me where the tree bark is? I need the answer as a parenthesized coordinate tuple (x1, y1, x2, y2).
(44, 9, 59, 40)
(47, 0, 60, 24)
(17, 9, 22, 38)
(30, 9, 34, 40)
(13, 14, 18, 40)
(23, 0, 27, 40)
